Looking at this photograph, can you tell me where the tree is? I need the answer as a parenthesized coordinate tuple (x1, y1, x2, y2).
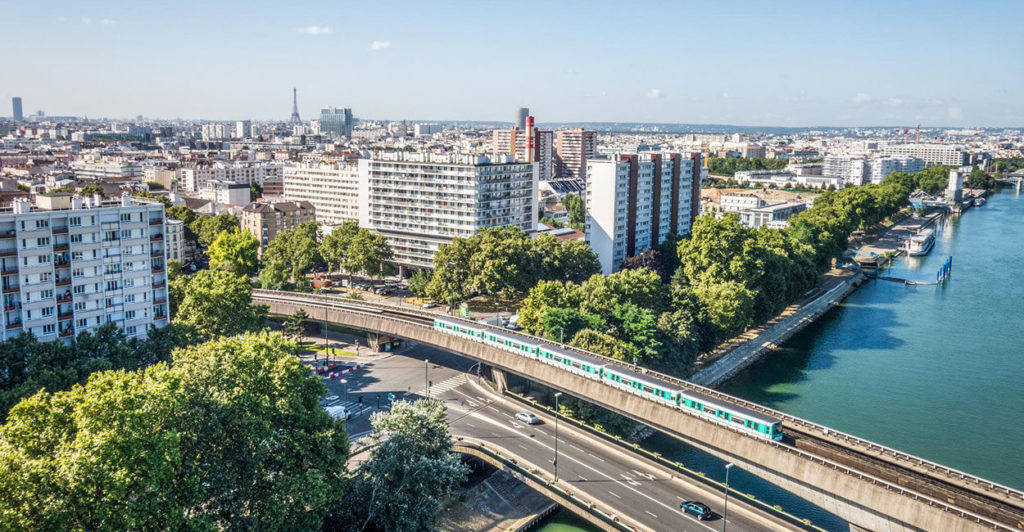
(168, 260, 186, 319)
(259, 259, 289, 290)
(692, 281, 756, 340)
(350, 231, 394, 288)
(0, 332, 350, 531)
(208, 228, 259, 277)
(78, 183, 105, 197)
(321, 222, 361, 282)
(329, 400, 467, 531)
(562, 193, 585, 229)
(264, 222, 322, 282)
(283, 309, 309, 340)
(407, 270, 431, 298)
(190, 214, 240, 249)
(249, 182, 263, 202)
(175, 269, 267, 339)
(426, 237, 477, 307)
(539, 307, 605, 343)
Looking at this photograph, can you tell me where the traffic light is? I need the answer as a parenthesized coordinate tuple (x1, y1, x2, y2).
(358, 396, 363, 404)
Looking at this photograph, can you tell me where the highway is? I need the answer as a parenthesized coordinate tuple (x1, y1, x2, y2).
(327, 343, 808, 532)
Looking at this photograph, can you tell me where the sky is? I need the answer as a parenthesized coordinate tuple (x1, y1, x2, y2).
(5, 0, 1024, 127)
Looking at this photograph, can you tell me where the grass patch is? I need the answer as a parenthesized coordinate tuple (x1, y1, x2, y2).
(297, 342, 358, 357)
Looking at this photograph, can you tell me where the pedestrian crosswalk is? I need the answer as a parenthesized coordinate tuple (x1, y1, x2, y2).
(411, 374, 466, 398)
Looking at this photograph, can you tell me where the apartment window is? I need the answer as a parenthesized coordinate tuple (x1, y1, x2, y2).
(72, 268, 84, 277)
(105, 280, 119, 291)
(35, 220, 49, 229)
(104, 231, 118, 242)
(69, 216, 82, 226)
(70, 234, 83, 243)
(41, 307, 53, 317)
(126, 325, 137, 335)
(126, 310, 136, 320)
(36, 237, 50, 247)
(120, 213, 131, 222)
(121, 229, 132, 239)
(42, 324, 55, 335)
(73, 285, 86, 294)
(37, 255, 50, 265)
(74, 301, 86, 311)
(77, 318, 88, 328)
(41, 289, 53, 299)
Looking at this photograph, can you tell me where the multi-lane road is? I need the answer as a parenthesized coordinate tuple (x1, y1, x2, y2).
(323, 341, 808, 532)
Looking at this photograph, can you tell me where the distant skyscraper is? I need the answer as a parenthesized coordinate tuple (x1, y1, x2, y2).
(320, 107, 354, 137)
(11, 97, 23, 121)
(515, 107, 529, 129)
(556, 128, 597, 181)
(289, 88, 302, 125)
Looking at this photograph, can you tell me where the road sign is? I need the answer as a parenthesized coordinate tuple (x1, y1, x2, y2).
(387, 393, 395, 402)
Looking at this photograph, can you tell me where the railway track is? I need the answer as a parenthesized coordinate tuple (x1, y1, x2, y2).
(254, 291, 1024, 529)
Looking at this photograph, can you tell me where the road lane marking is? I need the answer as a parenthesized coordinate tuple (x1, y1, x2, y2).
(645, 510, 658, 518)
(609, 491, 622, 499)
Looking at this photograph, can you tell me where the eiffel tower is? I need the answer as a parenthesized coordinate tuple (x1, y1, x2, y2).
(289, 87, 302, 124)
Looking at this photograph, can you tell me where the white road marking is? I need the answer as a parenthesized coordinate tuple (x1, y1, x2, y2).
(645, 510, 658, 518)
(577, 475, 588, 482)
(609, 491, 622, 499)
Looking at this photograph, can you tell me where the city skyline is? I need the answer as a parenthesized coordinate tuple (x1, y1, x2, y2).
(5, 0, 1024, 127)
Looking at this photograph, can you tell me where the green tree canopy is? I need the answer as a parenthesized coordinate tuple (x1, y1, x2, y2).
(259, 259, 289, 290)
(208, 228, 260, 277)
(190, 214, 240, 249)
(0, 332, 350, 531)
(562, 193, 585, 230)
(174, 269, 267, 339)
(264, 222, 322, 282)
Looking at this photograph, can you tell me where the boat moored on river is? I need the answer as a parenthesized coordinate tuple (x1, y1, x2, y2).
(906, 228, 935, 256)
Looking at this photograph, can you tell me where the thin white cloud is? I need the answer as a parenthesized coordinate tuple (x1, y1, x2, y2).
(295, 25, 332, 36)
(885, 97, 903, 106)
(369, 41, 391, 51)
(647, 89, 663, 99)
(852, 92, 872, 104)
(721, 92, 729, 98)
(948, 107, 962, 120)
(100, 19, 116, 25)
(81, 17, 92, 24)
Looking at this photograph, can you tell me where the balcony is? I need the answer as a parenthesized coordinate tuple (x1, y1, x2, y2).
(0, 232, 15, 239)
(2, 287, 19, 294)
(1, 268, 16, 276)
(57, 293, 72, 303)
(150, 251, 163, 258)
(149, 220, 163, 226)
(54, 244, 70, 252)
(153, 298, 167, 305)
(4, 304, 19, 312)
(59, 329, 74, 337)
(150, 234, 163, 242)
(58, 312, 73, 320)
(0, 250, 16, 258)
(152, 281, 165, 289)
(151, 268, 164, 274)
(52, 228, 68, 234)
(6, 321, 21, 329)
(56, 278, 71, 287)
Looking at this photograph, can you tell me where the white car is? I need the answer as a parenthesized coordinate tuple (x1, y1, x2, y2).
(515, 411, 540, 425)
(422, 301, 438, 309)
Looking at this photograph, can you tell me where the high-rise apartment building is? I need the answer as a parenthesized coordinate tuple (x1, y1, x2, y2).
(180, 162, 282, 192)
(824, 154, 925, 186)
(515, 107, 529, 129)
(0, 193, 169, 342)
(165, 219, 185, 262)
(235, 120, 252, 139)
(320, 107, 354, 137)
(240, 201, 316, 255)
(283, 162, 361, 226)
(556, 129, 597, 183)
(358, 152, 538, 270)
(11, 97, 23, 122)
(585, 153, 701, 274)
(880, 144, 969, 167)
(492, 116, 554, 179)
(71, 160, 143, 181)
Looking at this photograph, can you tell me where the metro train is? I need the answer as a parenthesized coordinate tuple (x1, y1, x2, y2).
(433, 316, 783, 441)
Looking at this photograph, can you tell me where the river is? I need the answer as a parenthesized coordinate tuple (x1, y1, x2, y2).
(720, 189, 1024, 489)
(539, 190, 1024, 532)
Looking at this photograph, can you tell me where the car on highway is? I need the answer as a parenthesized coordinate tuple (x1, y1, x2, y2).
(680, 500, 712, 520)
(515, 411, 540, 424)
(422, 300, 438, 309)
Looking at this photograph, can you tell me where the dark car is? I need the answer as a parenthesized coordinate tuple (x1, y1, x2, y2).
(680, 501, 712, 520)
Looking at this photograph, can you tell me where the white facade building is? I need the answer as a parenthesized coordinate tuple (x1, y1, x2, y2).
(720, 194, 765, 213)
(585, 153, 701, 275)
(70, 160, 142, 181)
(824, 155, 925, 186)
(0, 193, 169, 342)
(880, 144, 969, 167)
(165, 219, 184, 262)
(358, 152, 538, 269)
(180, 162, 282, 192)
(282, 162, 361, 226)
(200, 180, 250, 206)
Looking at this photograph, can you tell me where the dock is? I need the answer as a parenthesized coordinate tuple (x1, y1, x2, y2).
(853, 210, 944, 269)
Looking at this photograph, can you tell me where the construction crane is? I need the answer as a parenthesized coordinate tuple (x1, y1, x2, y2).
(971, 132, 979, 165)
(915, 124, 921, 144)
(903, 129, 909, 145)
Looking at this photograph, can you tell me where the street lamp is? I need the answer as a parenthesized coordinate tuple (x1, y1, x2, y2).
(554, 392, 563, 481)
(323, 306, 329, 365)
(558, 326, 564, 345)
(424, 358, 429, 399)
(723, 462, 734, 532)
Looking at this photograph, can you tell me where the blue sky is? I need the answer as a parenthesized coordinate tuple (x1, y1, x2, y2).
(6, 1, 1023, 127)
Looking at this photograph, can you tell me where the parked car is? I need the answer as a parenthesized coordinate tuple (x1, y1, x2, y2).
(680, 501, 712, 520)
(422, 301, 438, 309)
(515, 412, 540, 425)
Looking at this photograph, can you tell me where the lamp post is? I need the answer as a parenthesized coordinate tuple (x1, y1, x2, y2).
(558, 326, 564, 345)
(723, 462, 733, 532)
(554, 392, 563, 481)
(425, 359, 429, 399)
(323, 306, 329, 365)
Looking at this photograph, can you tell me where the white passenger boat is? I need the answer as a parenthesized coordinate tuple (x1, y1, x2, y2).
(906, 228, 935, 256)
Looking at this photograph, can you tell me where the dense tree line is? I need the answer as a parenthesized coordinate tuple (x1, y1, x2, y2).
(562, 193, 585, 230)
(994, 157, 1024, 174)
(707, 156, 789, 176)
(425, 226, 600, 307)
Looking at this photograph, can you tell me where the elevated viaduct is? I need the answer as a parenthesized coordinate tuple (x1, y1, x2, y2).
(255, 290, 1024, 532)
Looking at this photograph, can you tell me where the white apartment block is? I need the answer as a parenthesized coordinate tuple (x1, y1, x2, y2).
(165, 219, 184, 262)
(734, 170, 843, 190)
(586, 153, 701, 275)
(180, 162, 283, 192)
(824, 155, 926, 186)
(200, 180, 250, 206)
(358, 152, 538, 270)
(0, 193, 169, 343)
(71, 160, 142, 181)
(283, 162, 361, 225)
(880, 144, 969, 167)
(720, 194, 766, 213)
